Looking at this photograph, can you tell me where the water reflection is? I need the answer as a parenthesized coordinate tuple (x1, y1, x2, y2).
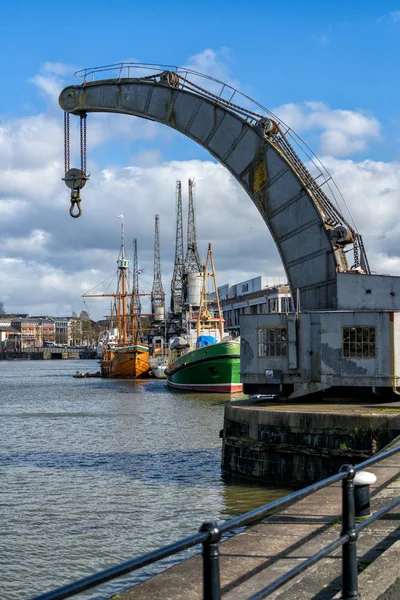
(221, 476, 291, 518)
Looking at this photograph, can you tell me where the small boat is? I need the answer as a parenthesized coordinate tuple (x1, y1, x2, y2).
(167, 244, 242, 394)
(73, 371, 86, 378)
(73, 371, 101, 379)
(149, 353, 168, 379)
(153, 362, 168, 379)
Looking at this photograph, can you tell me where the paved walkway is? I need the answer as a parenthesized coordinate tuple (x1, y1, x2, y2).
(118, 448, 400, 600)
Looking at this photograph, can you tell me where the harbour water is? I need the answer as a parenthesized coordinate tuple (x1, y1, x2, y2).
(0, 359, 288, 600)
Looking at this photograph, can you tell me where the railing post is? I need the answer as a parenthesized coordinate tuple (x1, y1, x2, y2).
(199, 521, 221, 600)
(340, 465, 359, 600)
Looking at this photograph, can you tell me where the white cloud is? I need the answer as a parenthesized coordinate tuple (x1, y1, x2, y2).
(0, 257, 109, 317)
(41, 62, 77, 76)
(183, 48, 242, 101)
(272, 101, 381, 157)
(0, 229, 51, 256)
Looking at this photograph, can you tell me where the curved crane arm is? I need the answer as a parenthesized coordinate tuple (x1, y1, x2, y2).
(59, 71, 360, 309)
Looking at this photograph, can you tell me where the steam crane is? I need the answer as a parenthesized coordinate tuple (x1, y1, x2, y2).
(170, 181, 185, 315)
(151, 214, 165, 326)
(185, 177, 202, 274)
(184, 177, 203, 310)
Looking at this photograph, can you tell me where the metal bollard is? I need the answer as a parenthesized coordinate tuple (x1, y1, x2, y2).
(354, 471, 377, 518)
(340, 464, 360, 600)
(199, 521, 221, 600)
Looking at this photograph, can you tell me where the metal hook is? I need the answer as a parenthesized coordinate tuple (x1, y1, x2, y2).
(69, 190, 82, 218)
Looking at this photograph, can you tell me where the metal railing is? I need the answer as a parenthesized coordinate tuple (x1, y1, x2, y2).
(28, 445, 400, 600)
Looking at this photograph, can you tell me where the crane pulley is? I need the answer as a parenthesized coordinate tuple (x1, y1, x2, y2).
(62, 111, 89, 218)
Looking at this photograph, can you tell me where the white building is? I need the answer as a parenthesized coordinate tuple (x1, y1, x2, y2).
(209, 276, 292, 336)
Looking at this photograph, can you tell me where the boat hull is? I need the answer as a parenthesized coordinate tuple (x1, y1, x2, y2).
(102, 345, 150, 379)
(167, 341, 242, 393)
(153, 365, 167, 379)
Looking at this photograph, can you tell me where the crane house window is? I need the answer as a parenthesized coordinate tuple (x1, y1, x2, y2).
(342, 326, 376, 359)
(257, 328, 287, 357)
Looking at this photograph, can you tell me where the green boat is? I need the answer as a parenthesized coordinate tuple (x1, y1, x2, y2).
(167, 339, 241, 393)
(167, 243, 243, 394)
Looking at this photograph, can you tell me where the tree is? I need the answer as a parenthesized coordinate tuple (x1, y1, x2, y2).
(70, 313, 82, 346)
(0, 302, 5, 315)
(80, 310, 92, 346)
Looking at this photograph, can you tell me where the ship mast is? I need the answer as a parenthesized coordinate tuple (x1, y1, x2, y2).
(116, 215, 129, 346)
(81, 216, 130, 345)
(197, 243, 224, 340)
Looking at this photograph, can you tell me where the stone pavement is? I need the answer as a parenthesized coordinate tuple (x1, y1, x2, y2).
(117, 449, 400, 600)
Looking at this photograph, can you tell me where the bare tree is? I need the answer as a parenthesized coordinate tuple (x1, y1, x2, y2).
(70, 312, 82, 346)
(80, 310, 92, 346)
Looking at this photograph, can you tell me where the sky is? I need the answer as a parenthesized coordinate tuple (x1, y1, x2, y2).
(1, 0, 400, 320)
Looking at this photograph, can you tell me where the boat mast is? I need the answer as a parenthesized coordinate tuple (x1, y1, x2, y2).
(117, 215, 129, 346)
(81, 217, 130, 344)
(197, 243, 224, 340)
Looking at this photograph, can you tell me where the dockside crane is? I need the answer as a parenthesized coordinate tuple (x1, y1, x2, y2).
(170, 181, 185, 315)
(183, 177, 203, 309)
(151, 215, 165, 325)
(185, 177, 202, 274)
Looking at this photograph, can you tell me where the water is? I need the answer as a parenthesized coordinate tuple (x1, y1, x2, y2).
(0, 359, 288, 600)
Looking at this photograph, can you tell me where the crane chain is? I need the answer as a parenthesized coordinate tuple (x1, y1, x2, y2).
(62, 111, 88, 218)
(64, 111, 70, 173)
(352, 231, 360, 270)
(80, 112, 87, 175)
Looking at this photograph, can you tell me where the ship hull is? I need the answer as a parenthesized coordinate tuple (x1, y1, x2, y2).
(102, 345, 150, 379)
(167, 341, 242, 393)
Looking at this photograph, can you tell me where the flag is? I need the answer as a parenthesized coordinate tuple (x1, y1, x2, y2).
(118, 214, 124, 219)
(136, 269, 144, 275)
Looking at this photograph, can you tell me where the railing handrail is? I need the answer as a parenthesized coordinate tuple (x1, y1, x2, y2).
(28, 443, 400, 600)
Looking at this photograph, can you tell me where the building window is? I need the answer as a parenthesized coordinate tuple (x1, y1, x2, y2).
(268, 298, 279, 313)
(257, 328, 287, 357)
(281, 297, 291, 313)
(342, 327, 376, 359)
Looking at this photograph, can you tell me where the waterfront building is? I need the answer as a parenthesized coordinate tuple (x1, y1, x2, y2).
(11, 317, 55, 348)
(0, 316, 13, 329)
(52, 317, 71, 345)
(208, 276, 292, 337)
(0, 325, 21, 350)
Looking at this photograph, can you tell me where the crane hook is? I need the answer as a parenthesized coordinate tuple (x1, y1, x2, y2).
(69, 190, 82, 218)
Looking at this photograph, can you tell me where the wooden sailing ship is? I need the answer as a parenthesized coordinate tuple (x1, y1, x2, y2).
(83, 217, 151, 379)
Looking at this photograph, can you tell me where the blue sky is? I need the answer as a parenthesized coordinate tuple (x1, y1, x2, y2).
(1, 0, 400, 317)
(3, 0, 400, 162)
